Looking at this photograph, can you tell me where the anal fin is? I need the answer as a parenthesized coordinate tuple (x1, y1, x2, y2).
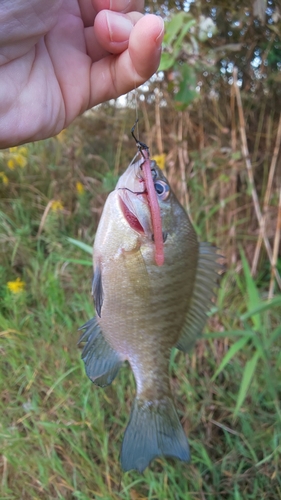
(176, 242, 223, 352)
(78, 317, 123, 387)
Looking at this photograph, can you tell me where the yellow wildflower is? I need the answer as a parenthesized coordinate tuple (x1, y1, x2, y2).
(14, 154, 27, 168)
(18, 147, 28, 156)
(9, 146, 18, 153)
(51, 200, 64, 212)
(151, 154, 166, 170)
(7, 277, 25, 294)
(7, 158, 15, 170)
(56, 129, 66, 143)
(0, 172, 8, 185)
(76, 181, 85, 195)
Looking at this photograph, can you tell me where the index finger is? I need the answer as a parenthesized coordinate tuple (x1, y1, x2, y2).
(79, 0, 144, 27)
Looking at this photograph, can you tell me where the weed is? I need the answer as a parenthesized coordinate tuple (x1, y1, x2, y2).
(0, 120, 280, 500)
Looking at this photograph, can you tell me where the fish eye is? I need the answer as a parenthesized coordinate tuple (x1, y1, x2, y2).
(154, 180, 170, 201)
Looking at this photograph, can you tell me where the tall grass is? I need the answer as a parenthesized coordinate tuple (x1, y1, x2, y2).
(0, 113, 280, 499)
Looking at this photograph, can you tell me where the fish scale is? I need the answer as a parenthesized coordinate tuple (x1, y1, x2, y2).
(79, 155, 220, 473)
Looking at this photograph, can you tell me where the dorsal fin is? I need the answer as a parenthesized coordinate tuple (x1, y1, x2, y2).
(176, 243, 222, 353)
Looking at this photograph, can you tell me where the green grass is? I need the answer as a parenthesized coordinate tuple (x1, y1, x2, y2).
(0, 128, 281, 499)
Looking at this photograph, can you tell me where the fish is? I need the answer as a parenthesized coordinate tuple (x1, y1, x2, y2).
(79, 146, 220, 473)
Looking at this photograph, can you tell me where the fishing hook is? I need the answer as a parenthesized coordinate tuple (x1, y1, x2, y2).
(131, 119, 150, 159)
(118, 187, 147, 196)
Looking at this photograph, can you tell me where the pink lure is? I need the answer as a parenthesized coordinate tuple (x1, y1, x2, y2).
(141, 150, 164, 266)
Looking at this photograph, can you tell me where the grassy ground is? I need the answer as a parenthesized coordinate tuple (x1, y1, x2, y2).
(0, 124, 280, 499)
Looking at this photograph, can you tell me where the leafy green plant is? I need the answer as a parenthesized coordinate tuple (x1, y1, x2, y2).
(210, 248, 281, 418)
(159, 12, 217, 108)
(159, 12, 196, 72)
(64, 237, 92, 266)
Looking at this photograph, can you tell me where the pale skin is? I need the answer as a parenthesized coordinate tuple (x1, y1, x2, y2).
(0, 0, 164, 148)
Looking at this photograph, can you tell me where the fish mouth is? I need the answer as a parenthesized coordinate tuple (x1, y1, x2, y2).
(118, 189, 151, 235)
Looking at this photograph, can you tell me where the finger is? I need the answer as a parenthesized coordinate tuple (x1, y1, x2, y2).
(87, 11, 142, 61)
(78, 0, 144, 28)
(92, 0, 144, 14)
(79, 0, 96, 27)
(89, 14, 164, 106)
(85, 25, 109, 63)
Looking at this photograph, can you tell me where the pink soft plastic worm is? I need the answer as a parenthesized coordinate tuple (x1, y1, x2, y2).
(141, 149, 164, 266)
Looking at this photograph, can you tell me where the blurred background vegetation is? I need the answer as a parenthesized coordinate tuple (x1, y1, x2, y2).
(0, 1, 281, 499)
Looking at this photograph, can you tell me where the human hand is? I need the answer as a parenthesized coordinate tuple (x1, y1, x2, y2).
(0, 0, 164, 148)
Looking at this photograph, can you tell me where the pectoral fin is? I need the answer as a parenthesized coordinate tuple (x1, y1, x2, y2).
(176, 243, 222, 352)
(92, 264, 103, 317)
(78, 317, 123, 387)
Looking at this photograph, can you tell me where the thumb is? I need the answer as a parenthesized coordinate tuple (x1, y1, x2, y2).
(89, 14, 164, 106)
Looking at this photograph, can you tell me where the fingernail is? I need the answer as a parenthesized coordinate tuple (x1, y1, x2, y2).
(155, 17, 165, 44)
(106, 11, 133, 43)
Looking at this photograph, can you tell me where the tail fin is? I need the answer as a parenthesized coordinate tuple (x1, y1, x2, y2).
(120, 397, 190, 473)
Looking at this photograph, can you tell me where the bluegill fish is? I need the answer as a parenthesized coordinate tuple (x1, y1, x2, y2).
(79, 151, 220, 473)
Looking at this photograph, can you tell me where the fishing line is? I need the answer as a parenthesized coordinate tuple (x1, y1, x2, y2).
(131, 80, 142, 179)
(133, 82, 139, 139)
(131, 83, 142, 178)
